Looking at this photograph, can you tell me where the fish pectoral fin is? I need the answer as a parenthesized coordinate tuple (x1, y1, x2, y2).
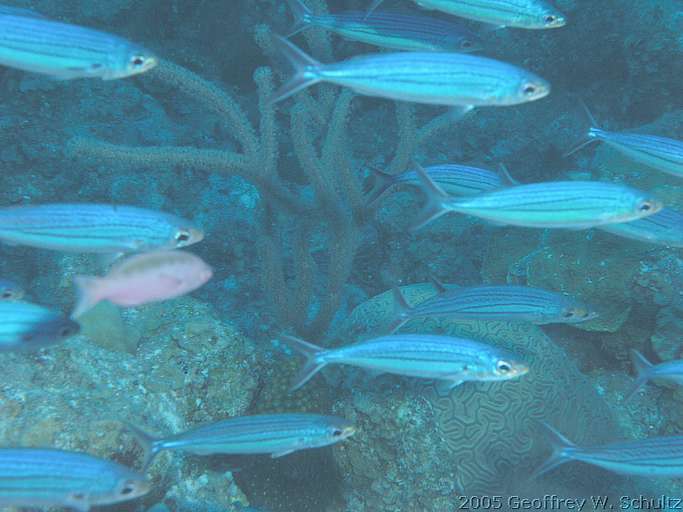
(159, 273, 184, 287)
(66, 492, 91, 512)
(435, 379, 463, 396)
(271, 449, 295, 458)
(447, 105, 475, 123)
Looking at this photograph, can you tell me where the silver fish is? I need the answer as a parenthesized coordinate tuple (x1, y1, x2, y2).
(598, 208, 683, 248)
(367, 0, 566, 29)
(412, 162, 662, 230)
(0, 203, 203, 254)
(0, 300, 79, 351)
(533, 423, 683, 479)
(0, 277, 24, 300)
(271, 35, 549, 107)
(367, 163, 509, 206)
(128, 414, 356, 468)
(0, 448, 149, 512)
(389, 282, 598, 332)
(0, 14, 156, 80)
(281, 333, 528, 393)
(568, 104, 683, 178)
(626, 350, 683, 401)
(287, 0, 482, 52)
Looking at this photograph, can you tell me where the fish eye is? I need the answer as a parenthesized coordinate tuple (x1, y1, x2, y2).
(523, 84, 537, 96)
(121, 484, 136, 495)
(1, 291, 12, 299)
(59, 326, 74, 338)
(563, 310, 575, 318)
(332, 429, 343, 437)
(497, 361, 512, 374)
(544, 14, 557, 24)
(639, 201, 653, 212)
(175, 230, 191, 244)
(131, 55, 146, 67)
(461, 39, 473, 49)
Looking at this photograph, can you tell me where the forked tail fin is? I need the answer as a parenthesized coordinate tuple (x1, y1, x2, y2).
(365, 167, 399, 207)
(125, 423, 163, 471)
(411, 162, 453, 231)
(528, 422, 576, 480)
(285, 0, 312, 37)
(625, 349, 654, 401)
(280, 335, 328, 390)
(564, 99, 602, 157)
(270, 35, 322, 104)
(386, 286, 413, 333)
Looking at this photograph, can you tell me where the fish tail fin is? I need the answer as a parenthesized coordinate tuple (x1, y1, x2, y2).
(280, 335, 327, 390)
(270, 35, 322, 104)
(529, 422, 575, 480)
(124, 423, 162, 471)
(498, 163, 520, 186)
(625, 349, 653, 401)
(387, 286, 412, 333)
(411, 161, 453, 231)
(285, 0, 312, 37)
(366, 166, 398, 207)
(564, 99, 602, 157)
(365, 0, 384, 19)
(71, 275, 102, 319)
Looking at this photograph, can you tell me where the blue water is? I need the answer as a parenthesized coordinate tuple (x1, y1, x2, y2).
(2, 0, 683, 511)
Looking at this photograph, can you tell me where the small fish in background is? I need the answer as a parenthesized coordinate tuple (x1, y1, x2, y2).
(0, 203, 203, 254)
(270, 35, 550, 108)
(127, 414, 356, 469)
(366, 163, 510, 206)
(598, 208, 683, 248)
(567, 103, 683, 178)
(72, 250, 213, 318)
(0, 277, 24, 300)
(411, 162, 662, 230)
(0, 301, 79, 351)
(626, 350, 683, 400)
(366, 0, 566, 29)
(286, 0, 483, 53)
(388, 282, 598, 333)
(281, 333, 528, 393)
(532, 422, 683, 479)
(0, 11, 157, 80)
(0, 448, 149, 511)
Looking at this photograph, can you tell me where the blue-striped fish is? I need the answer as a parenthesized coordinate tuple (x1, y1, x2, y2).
(388, 283, 597, 333)
(533, 423, 683, 479)
(0, 448, 149, 511)
(0, 277, 24, 300)
(0, 301, 79, 351)
(271, 35, 549, 107)
(282, 333, 528, 393)
(0, 204, 203, 254)
(412, 163, 662, 230)
(598, 208, 683, 248)
(568, 105, 683, 178)
(0, 14, 157, 80)
(287, 0, 482, 52)
(128, 414, 355, 468)
(367, 163, 510, 206)
(367, 0, 566, 29)
(626, 350, 683, 401)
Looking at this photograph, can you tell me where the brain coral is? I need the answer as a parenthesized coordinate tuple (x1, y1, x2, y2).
(333, 283, 620, 495)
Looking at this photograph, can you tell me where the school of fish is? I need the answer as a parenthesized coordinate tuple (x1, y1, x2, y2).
(0, 0, 680, 509)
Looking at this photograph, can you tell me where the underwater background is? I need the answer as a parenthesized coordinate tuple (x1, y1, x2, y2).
(2, 0, 683, 510)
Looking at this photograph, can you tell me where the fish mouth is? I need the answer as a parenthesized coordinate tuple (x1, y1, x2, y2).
(340, 426, 357, 439)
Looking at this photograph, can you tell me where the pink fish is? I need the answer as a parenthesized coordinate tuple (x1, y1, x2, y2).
(72, 250, 212, 318)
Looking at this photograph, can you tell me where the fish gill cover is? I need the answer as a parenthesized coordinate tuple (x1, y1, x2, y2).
(0, 0, 682, 511)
